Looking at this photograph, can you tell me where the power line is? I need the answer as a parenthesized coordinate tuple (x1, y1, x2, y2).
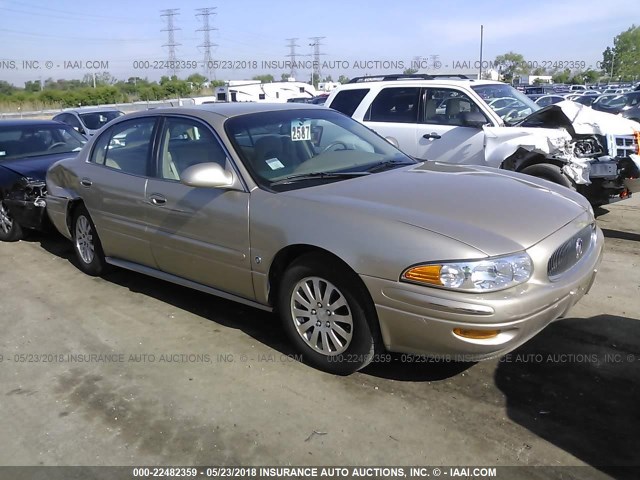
(285, 38, 300, 80)
(160, 9, 181, 77)
(308, 36, 326, 84)
(196, 7, 218, 80)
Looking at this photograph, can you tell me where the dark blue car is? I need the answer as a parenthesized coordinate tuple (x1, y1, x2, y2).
(0, 119, 86, 241)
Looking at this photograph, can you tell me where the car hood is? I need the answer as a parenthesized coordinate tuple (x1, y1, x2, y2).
(282, 162, 589, 256)
(520, 100, 640, 135)
(0, 152, 77, 180)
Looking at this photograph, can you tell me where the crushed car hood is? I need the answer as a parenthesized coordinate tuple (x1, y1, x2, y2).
(284, 162, 589, 256)
(519, 100, 640, 136)
(0, 152, 76, 180)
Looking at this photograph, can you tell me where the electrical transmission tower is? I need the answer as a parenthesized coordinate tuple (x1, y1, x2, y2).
(196, 7, 218, 80)
(160, 9, 181, 77)
(285, 38, 299, 80)
(308, 37, 325, 85)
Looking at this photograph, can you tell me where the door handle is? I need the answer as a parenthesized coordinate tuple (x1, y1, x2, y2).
(149, 194, 167, 206)
(422, 132, 442, 140)
(80, 178, 92, 187)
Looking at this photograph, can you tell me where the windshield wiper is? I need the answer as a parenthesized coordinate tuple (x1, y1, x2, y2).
(270, 171, 370, 186)
(364, 159, 415, 173)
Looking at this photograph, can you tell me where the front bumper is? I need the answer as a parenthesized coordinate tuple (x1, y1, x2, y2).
(361, 219, 604, 360)
(4, 197, 49, 231)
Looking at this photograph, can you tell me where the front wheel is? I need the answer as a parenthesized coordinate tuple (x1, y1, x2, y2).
(72, 205, 106, 276)
(277, 254, 379, 375)
(521, 163, 575, 190)
(0, 199, 24, 242)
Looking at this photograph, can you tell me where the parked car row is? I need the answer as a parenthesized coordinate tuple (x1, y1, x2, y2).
(1, 101, 605, 375)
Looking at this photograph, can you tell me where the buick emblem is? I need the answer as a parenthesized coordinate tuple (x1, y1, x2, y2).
(575, 238, 584, 259)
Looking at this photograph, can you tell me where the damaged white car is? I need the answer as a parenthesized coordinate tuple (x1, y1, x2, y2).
(325, 75, 640, 205)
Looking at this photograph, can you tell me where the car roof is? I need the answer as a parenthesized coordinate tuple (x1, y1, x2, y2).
(0, 119, 68, 127)
(60, 107, 123, 114)
(332, 78, 503, 90)
(125, 102, 328, 119)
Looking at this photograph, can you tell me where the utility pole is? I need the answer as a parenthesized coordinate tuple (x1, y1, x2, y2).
(308, 36, 325, 87)
(479, 25, 484, 79)
(196, 7, 218, 80)
(160, 8, 181, 78)
(285, 38, 300, 80)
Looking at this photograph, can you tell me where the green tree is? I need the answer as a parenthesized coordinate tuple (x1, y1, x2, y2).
(280, 73, 291, 82)
(24, 80, 41, 92)
(186, 73, 207, 91)
(494, 52, 529, 83)
(601, 25, 640, 81)
(252, 74, 274, 83)
(338, 75, 350, 84)
(403, 68, 418, 75)
(552, 68, 572, 84)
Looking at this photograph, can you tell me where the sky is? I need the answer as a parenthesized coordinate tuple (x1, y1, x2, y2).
(0, 0, 637, 86)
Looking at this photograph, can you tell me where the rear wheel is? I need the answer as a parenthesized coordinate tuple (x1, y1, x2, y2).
(0, 199, 24, 242)
(521, 163, 575, 190)
(72, 205, 106, 276)
(278, 253, 379, 375)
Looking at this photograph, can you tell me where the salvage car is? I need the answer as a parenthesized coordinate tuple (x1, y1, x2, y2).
(0, 120, 86, 241)
(324, 75, 640, 205)
(46, 104, 603, 375)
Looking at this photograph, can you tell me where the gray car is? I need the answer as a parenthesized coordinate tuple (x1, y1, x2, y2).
(45, 104, 603, 375)
(53, 108, 124, 137)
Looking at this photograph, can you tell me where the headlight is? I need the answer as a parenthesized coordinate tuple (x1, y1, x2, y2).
(401, 252, 533, 293)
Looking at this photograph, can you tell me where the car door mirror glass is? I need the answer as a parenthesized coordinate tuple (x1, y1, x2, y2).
(180, 162, 235, 189)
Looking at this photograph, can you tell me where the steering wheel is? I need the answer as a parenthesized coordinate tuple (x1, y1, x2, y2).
(322, 141, 349, 153)
(503, 109, 521, 124)
(48, 142, 67, 150)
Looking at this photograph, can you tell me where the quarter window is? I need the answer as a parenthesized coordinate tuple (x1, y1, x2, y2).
(90, 118, 156, 176)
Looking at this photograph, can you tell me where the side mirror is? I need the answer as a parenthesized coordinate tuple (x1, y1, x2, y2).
(180, 162, 236, 189)
(385, 136, 400, 148)
(460, 111, 488, 128)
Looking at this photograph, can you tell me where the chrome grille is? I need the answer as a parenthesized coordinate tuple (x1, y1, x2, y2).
(614, 135, 638, 158)
(547, 224, 595, 280)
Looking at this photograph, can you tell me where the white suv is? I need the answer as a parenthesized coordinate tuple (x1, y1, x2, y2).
(325, 74, 640, 205)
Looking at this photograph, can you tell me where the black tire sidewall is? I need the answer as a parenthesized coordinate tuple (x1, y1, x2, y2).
(72, 206, 105, 276)
(0, 200, 23, 242)
(522, 164, 575, 190)
(277, 254, 378, 375)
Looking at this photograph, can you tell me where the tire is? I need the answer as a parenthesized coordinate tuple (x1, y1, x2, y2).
(277, 253, 379, 375)
(72, 205, 106, 276)
(0, 199, 24, 242)
(521, 163, 575, 190)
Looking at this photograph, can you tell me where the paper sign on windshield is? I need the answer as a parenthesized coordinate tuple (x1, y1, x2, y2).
(291, 121, 311, 142)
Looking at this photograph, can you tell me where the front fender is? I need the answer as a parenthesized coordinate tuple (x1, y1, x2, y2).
(45, 160, 82, 240)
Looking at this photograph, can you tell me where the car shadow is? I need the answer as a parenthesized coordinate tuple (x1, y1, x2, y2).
(601, 228, 640, 243)
(494, 315, 640, 478)
(26, 233, 476, 381)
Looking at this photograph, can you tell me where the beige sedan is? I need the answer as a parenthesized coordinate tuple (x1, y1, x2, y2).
(45, 103, 603, 375)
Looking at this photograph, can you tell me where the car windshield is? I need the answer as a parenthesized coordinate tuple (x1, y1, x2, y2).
(225, 109, 416, 191)
(472, 84, 540, 125)
(0, 124, 86, 161)
(79, 111, 124, 130)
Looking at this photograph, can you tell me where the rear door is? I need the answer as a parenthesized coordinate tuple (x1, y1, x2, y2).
(79, 117, 159, 266)
(360, 86, 421, 156)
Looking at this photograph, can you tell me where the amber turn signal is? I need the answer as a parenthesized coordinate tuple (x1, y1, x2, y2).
(453, 328, 500, 340)
(403, 265, 442, 285)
